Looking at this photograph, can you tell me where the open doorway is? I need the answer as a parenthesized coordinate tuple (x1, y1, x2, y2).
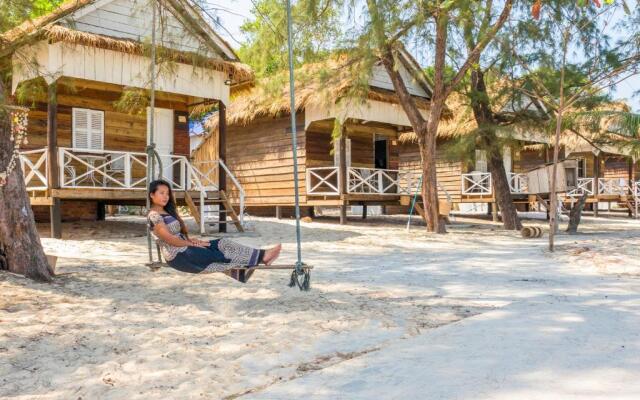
(375, 136, 388, 169)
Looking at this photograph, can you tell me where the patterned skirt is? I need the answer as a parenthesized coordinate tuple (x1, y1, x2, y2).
(167, 239, 264, 277)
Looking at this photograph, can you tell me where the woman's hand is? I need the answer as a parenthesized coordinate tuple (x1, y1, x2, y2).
(187, 238, 209, 248)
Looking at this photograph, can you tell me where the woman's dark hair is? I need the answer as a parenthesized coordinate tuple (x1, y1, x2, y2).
(148, 179, 189, 238)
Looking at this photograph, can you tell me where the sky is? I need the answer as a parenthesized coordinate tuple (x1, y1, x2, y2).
(207, 0, 639, 112)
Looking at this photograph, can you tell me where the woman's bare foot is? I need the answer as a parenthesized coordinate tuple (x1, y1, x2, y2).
(263, 243, 282, 266)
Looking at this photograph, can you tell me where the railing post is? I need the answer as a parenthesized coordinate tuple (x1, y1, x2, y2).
(124, 153, 131, 188)
(377, 170, 383, 194)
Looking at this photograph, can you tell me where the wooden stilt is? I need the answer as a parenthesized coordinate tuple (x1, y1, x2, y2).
(340, 203, 347, 225)
(362, 204, 367, 219)
(276, 206, 282, 219)
(218, 101, 227, 232)
(491, 202, 498, 222)
(46, 82, 62, 239)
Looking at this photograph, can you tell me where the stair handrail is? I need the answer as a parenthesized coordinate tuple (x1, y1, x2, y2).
(218, 159, 245, 226)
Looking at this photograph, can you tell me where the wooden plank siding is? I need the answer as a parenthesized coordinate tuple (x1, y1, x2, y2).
(192, 115, 308, 206)
(23, 79, 189, 154)
(22, 78, 191, 221)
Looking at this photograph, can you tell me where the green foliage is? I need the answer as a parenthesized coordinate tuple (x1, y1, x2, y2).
(237, 0, 341, 77)
(0, 0, 63, 32)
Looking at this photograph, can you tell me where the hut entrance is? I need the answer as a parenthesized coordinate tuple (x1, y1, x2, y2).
(375, 137, 388, 169)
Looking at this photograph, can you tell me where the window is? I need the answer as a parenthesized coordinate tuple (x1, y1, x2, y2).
(73, 108, 104, 150)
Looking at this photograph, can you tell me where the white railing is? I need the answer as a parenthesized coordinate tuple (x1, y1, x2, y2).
(19, 148, 48, 190)
(191, 160, 245, 228)
(306, 167, 340, 195)
(462, 172, 492, 195)
(508, 173, 528, 194)
(598, 178, 629, 196)
(59, 147, 150, 190)
(567, 177, 595, 197)
(348, 167, 415, 195)
(634, 181, 640, 199)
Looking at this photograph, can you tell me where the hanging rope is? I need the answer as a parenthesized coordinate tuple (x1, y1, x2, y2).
(146, 0, 159, 265)
(285, 0, 310, 291)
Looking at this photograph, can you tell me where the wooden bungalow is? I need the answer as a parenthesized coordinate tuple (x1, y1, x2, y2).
(4, 0, 253, 237)
(192, 57, 435, 223)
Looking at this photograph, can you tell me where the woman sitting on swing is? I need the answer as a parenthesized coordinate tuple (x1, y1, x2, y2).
(147, 179, 281, 277)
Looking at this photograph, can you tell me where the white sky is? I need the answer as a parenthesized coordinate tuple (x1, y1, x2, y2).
(210, 0, 639, 112)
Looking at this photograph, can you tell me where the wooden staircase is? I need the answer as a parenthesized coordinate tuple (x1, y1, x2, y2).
(184, 190, 244, 233)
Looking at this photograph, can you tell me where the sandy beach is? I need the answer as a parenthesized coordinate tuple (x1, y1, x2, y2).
(1, 214, 639, 399)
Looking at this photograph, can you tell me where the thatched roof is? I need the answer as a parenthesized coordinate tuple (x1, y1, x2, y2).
(202, 56, 431, 134)
(1, 0, 254, 83)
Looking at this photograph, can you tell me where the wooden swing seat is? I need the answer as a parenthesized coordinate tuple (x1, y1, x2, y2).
(146, 262, 312, 284)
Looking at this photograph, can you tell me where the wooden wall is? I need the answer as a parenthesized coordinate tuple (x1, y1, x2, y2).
(397, 143, 463, 202)
(193, 114, 307, 206)
(23, 78, 189, 154)
(513, 148, 548, 173)
(33, 201, 99, 222)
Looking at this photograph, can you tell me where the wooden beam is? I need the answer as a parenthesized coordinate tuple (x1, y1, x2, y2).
(218, 100, 227, 233)
(339, 126, 347, 225)
(47, 82, 62, 239)
(594, 153, 600, 217)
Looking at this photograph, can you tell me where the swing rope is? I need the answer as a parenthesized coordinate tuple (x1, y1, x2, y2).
(145, 0, 311, 290)
(285, 0, 310, 291)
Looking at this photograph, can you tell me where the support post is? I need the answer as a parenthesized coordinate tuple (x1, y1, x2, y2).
(628, 158, 634, 217)
(218, 101, 227, 232)
(46, 82, 62, 238)
(362, 204, 367, 219)
(339, 126, 347, 225)
(594, 153, 600, 217)
(491, 202, 498, 222)
(276, 206, 282, 219)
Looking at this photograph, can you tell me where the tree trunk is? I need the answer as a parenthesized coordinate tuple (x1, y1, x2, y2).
(469, 70, 522, 230)
(423, 99, 446, 233)
(0, 108, 53, 281)
(488, 151, 522, 230)
(379, 47, 445, 233)
(566, 193, 588, 234)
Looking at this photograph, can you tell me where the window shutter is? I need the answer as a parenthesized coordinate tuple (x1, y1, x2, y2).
(73, 108, 89, 149)
(73, 108, 104, 150)
(89, 110, 104, 150)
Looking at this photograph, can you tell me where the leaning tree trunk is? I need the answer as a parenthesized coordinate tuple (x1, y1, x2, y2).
(469, 69, 522, 230)
(0, 108, 53, 281)
(488, 151, 522, 230)
(566, 193, 589, 234)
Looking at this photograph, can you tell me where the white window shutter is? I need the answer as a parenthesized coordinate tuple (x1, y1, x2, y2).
(73, 108, 104, 150)
(89, 110, 104, 150)
(73, 108, 89, 149)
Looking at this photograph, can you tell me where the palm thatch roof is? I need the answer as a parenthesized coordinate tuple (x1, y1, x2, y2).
(202, 56, 431, 134)
(1, 0, 253, 83)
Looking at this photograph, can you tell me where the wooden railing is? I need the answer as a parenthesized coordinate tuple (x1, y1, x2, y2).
(347, 167, 415, 195)
(19, 148, 48, 191)
(461, 172, 492, 195)
(508, 173, 528, 194)
(567, 178, 595, 197)
(598, 178, 629, 196)
(306, 167, 340, 195)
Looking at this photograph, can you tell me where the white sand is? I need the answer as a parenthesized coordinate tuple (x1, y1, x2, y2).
(1, 215, 639, 399)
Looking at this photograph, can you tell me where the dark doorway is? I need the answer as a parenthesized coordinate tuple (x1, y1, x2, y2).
(375, 138, 388, 169)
